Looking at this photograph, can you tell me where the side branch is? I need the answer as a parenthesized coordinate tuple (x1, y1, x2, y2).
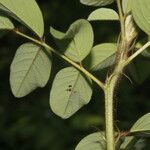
(124, 41, 150, 66)
(13, 29, 105, 90)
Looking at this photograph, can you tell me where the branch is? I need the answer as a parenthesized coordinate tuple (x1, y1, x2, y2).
(124, 41, 150, 66)
(116, 0, 125, 40)
(13, 29, 105, 90)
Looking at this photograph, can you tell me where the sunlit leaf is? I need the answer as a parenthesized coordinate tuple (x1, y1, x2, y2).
(10, 43, 52, 98)
(80, 0, 114, 6)
(50, 67, 92, 119)
(75, 132, 106, 150)
(0, 0, 44, 37)
(122, 0, 131, 14)
(132, 0, 150, 35)
(50, 19, 94, 62)
(130, 113, 150, 136)
(85, 43, 117, 71)
(88, 8, 119, 21)
(0, 15, 14, 29)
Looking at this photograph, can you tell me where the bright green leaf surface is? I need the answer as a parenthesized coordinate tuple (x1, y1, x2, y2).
(0, 0, 44, 37)
(50, 67, 92, 119)
(0, 16, 14, 29)
(75, 132, 106, 150)
(122, 0, 131, 14)
(130, 113, 150, 133)
(10, 43, 52, 98)
(132, 0, 150, 35)
(88, 8, 119, 21)
(85, 43, 117, 70)
(80, 0, 114, 6)
(50, 19, 94, 62)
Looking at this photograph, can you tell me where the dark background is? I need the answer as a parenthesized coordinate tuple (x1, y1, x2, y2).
(0, 0, 150, 149)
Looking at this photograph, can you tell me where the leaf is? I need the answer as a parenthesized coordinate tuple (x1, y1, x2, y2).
(122, 0, 132, 14)
(131, 0, 150, 35)
(0, 0, 44, 37)
(120, 136, 142, 150)
(88, 8, 119, 21)
(75, 132, 106, 150)
(50, 19, 94, 62)
(10, 43, 52, 98)
(50, 67, 92, 119)
(130, 113, 150, 136)
(80, 0, 114, 6)
(0, 15, 14, 29)
(127, 59, 150, 84)
(85, 43, 117, 71)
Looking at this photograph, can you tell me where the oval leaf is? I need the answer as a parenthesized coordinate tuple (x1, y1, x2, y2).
(122, 0, 131, 14)
(85, 43, 117, 70)
(10, 43, 52, 98)
(88, 8, 119, 21)
(75, 132, 106, 150)
(50, 67, 92, 119)
(80, 0, 114, 6)
(0, 15, 14, 29)
(0, 0, 44, 37)
(132, 0, 150, 35)
(130, 113, 150, 134)
(50, 19, 94, 62)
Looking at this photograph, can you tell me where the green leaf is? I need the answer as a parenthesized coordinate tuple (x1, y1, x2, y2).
(85, 43, 117, 70)
(132, 0, 150, 35)
(130, 113, 150, 135)
(10, 43, 52, 98)
(120, 136, 141, 150)
(88, 8, 119, 21)
(50, 19, 94, 62)
(0, 15, 14, 29)
(0, 0, 44, 37)
(80, 0, 114, 6)
(75, 132, 106, 150)
(127, 59, 150, 84)
(122, 0, 131, 14)
(50, 67, 92, 119)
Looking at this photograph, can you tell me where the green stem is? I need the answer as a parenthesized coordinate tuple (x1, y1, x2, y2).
(13, 29, 105, 90)
(124, 41, 150, 66)
(104, 84, 115, 150)
(105, 61, 123, 150)
(116, 0, 125, 41)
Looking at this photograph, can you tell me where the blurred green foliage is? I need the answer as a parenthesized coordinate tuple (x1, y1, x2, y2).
(0, 0, 149, 149)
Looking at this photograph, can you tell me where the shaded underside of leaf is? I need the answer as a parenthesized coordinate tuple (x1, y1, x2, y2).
(75, 132, 106, 150)
(10, 42, 52, 98)
(50, 67, 92, 119)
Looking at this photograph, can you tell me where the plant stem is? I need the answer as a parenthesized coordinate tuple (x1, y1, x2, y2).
(116, 0, 125, 40)
(13, 29, 105, 90)
(124, 41, 150, 66)
(104, 60, 123, 150)
(104, 84, 115, 150)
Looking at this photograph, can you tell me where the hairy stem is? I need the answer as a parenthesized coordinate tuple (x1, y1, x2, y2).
(13, 29, 105, 90)
(105, 60, 124, 150)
